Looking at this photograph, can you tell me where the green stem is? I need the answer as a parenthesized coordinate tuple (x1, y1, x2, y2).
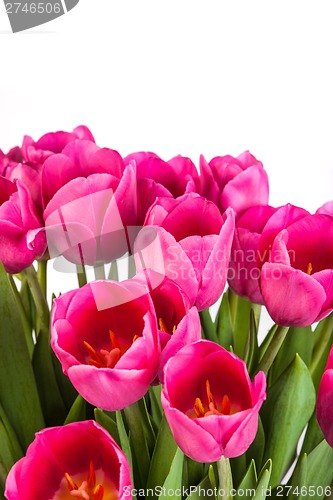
(257, 325, 289, 375)
(76, 264, 87, 288)
(128, 256, 136, 279)
(37, 260, 47, 298)
(108, 260, 119, 281)
(94, 264, 106, 280)
(310, 313, 333, 376)
(8, 275, 34, 357)
(24, 265, 50, 336)
(217, 456, 233, 500)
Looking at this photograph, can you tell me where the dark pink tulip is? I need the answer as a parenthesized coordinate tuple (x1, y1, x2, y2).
(261, 213, 333, 326)
(200, 151, 269, 215)
(132, 270, 201, 382)
(22, 125, 95, 166)
(317, 200, 333, 216)
(317, 345, 333, 447)
(229, 204, 310, 304)
(161, 340, 266, 462)
(5, 420, 132, 500)
(0, 177, 46, 274)
(124, 151, 200, 197)
(51, 280, 160, 411)
(135, 193, 235, 310)
(0, 146, 22, 174)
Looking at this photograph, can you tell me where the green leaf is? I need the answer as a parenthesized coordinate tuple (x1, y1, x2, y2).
(244, 309, 259, 376)
(305, 439, 333, 495)
(200, 309, 218, 343)
(147, 385, 163, 430)
(0, 263, 44, 450)
(234, 460, 257, 500)
(310, 313, 333, 391)
(290, 453, 307, 493)
(94, 408, 120, 446)
(182, 456, 206, 493)
(0, 402, 23, 492)
(261, 354, 316, 487)
(253, 460, 272, 499)
(64, 394, 87, 424)
(227, 289, 253, 358)
(259, 324, 278, 362)
(184, 472, 214, 499)
(115, 411, 136, 500)
(300, 411, 324, 455)
(147, 415, 178, 500)
(270, 325, 313, 384)
(215, 292, 233, 349)
(158, 448, 184, 499)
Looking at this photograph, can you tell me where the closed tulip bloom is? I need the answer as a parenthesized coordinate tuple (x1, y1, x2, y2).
(135, 193, 235, 310)
(124, 151, 200, 197)
(161, 340, 266, 462)
(5, 420, 132, 500)
(261, 213, 333, 326)
(51, 280, 160, 411)
(200, 151, 269, 216)
(229, 204, 310, 304)
(0, 177, 46, 273)
(317, 346, 333, 448)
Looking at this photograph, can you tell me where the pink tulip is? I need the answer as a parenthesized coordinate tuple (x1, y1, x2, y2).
(132, 270, 201, 382)
(5, 420, 132, 499)
(229, 204, 310, 304)
(200, 151, 269, 215)
(0, 177, 46, 274)
(0, 146, 22, 174)
(261, 213, 333, 326)
(317, 345, 333, 448)
(124, 151, 200, 197)
(135, 193, 235, 310)
(22, 125, 95, 166)
(161, 340, 266, 462)
(317, 200, 333, 216)
(51, 279, 160, 411)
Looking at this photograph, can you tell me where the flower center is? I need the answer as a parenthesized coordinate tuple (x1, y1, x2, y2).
(83, 330, 138, 369)
(306, 262, 313, 275)
(158, 317, 176, 335)
(65, 462, 104, 500)
(191, 380, 233, 418)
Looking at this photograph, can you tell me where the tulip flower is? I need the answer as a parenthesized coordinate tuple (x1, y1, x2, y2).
(51, 279, 160, 411)
(229, 204, 310, 304)
(135, 193, 235, 310)
(0, 177, 46, 274)
(261, 213, 333, 326)
(0, 146, 22, 174)
(200, 151, 269, 215)
(317, 200, 333, 216)
(161, 340, 266, 462)
(5, 420, 132, 499)
(132, 270, 201, 382)
(124, 151, 200, 197)
(316, 345, 333, 448)
(21, 125, 95, 166)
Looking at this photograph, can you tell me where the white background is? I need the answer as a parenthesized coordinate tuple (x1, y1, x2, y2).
(0, 1, 333, 331)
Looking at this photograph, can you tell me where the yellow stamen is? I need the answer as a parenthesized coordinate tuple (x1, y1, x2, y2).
(65, 472, 78, 491)
(194, 397, 205, 417)
(205, 379, 217, 408)
(65, 463, 105, 499)
(307, 262, 313, 275)
(158, 317, 168, 332)
(109, 329, 120, 350)
(133, 334, 139, 342)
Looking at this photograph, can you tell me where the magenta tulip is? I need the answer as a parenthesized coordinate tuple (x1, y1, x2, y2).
(261, 213, 333, 326)
(229, 204, 310, 304)
(132, 270, 201, 382)
(124, 151, 200, 197)
(22, 125, 95, 166)
(5, 420, 132, 499)
(161, 340, 266, 462)
(0, 146, 22, 174)
(317, 200, 333, 216)
(51, 279, 160, 411)
(0, 177, 46, 273)
(135, 193, 235, 310)
(317, 345, 333, 448)
(200, 151, 269, 215)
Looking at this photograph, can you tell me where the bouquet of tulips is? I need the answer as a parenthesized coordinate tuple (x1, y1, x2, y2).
(0, 126, 333, 500)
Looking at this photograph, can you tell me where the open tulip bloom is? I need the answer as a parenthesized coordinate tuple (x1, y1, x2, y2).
(1, 126, 333, 500)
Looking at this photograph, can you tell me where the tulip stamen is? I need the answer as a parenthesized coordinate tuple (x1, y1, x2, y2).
(192, 380, 232, 418)
(159, 317, 177, 334)
(205, 380, 217, 408)
(83, 329, 122, 369)
(194, 397, 206, 417)
(221, 394, 231, 415)
(65, 463, 105, 499)
(307, 262, 313, 275)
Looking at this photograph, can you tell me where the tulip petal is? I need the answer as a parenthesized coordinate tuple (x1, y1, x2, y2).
(222, 165, 269, 214)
